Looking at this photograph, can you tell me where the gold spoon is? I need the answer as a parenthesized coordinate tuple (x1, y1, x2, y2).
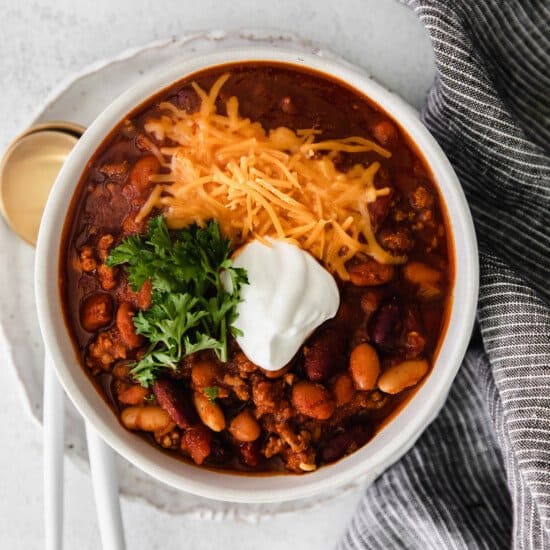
(0, 121, 126, 550)
(0, 121, 84, 245)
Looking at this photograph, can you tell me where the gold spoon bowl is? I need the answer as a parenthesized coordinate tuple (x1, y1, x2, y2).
(0, 121, 84, 245)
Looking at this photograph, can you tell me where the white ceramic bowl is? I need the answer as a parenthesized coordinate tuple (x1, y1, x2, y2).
(35, 48, 478, 503)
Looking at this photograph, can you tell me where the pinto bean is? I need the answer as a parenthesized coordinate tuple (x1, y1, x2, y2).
(129, 156, 160, 192)
(292, 381, 335, 420)
(193, 392, 226, 432)
(304, 327, 347, 382)
(116, 302, 143, 349)
(347, 256, 395, 287)
(404, 261, 441, 284)
(121, 406, 172, 432)
(349, 343, 380, 390)
(321, 424, 372, 463)
(378, 359, 429, 394)
(229, 410, 261, 442)
(332, 373, 355, 407)
(118, 384, 149, 405)
(80, 293, 113, 332)
(403, 261, 443, 300)
(418, 283, 443, 302)
(181, 425, 212, 465)
(153, 378, 197, 429)
(369, 297, 401, 348)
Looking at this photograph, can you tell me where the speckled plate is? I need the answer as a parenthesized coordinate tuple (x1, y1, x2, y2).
(0, 29, 369, 520)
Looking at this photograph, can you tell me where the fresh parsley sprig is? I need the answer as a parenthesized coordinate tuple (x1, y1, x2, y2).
(107, 217, 248, 386)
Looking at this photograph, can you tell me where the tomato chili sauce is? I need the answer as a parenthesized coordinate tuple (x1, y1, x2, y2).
(60, 63, 454, 474)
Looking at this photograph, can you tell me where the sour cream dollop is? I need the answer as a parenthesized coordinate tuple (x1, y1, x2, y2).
(224, 239, 340, 371)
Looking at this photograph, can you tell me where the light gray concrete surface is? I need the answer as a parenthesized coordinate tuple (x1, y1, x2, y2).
(0, 1, 435, 548)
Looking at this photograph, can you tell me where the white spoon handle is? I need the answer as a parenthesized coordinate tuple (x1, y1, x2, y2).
(85, 423, 126, 550)
(43, 354, 65, 550)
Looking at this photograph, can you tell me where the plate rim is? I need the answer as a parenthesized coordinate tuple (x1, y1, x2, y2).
(6, 28, 369, 518)
(34, 46, 477, 503)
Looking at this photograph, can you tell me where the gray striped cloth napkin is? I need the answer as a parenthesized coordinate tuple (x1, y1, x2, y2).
(339, 1, 550, 548)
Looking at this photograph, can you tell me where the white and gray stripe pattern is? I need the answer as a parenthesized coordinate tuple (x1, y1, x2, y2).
(339, 1, 549, 548)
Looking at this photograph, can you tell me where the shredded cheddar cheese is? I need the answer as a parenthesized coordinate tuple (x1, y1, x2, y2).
(137, 74, 405, 279)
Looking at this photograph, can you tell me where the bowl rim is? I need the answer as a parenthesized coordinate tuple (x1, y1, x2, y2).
(35, 47, 479, 503)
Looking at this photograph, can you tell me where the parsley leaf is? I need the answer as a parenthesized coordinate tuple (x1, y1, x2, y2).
(107, 217, 248, 386)
(204, 386, 219, 402)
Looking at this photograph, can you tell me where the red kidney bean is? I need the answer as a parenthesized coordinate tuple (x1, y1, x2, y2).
(369, 297, 401, 348)
(153, 378, 198, 429)
(181, 425, 212, 465)
(368, 192, 393, 229)
(304, 327, 347, 382)
(321, 425, 372, 463)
